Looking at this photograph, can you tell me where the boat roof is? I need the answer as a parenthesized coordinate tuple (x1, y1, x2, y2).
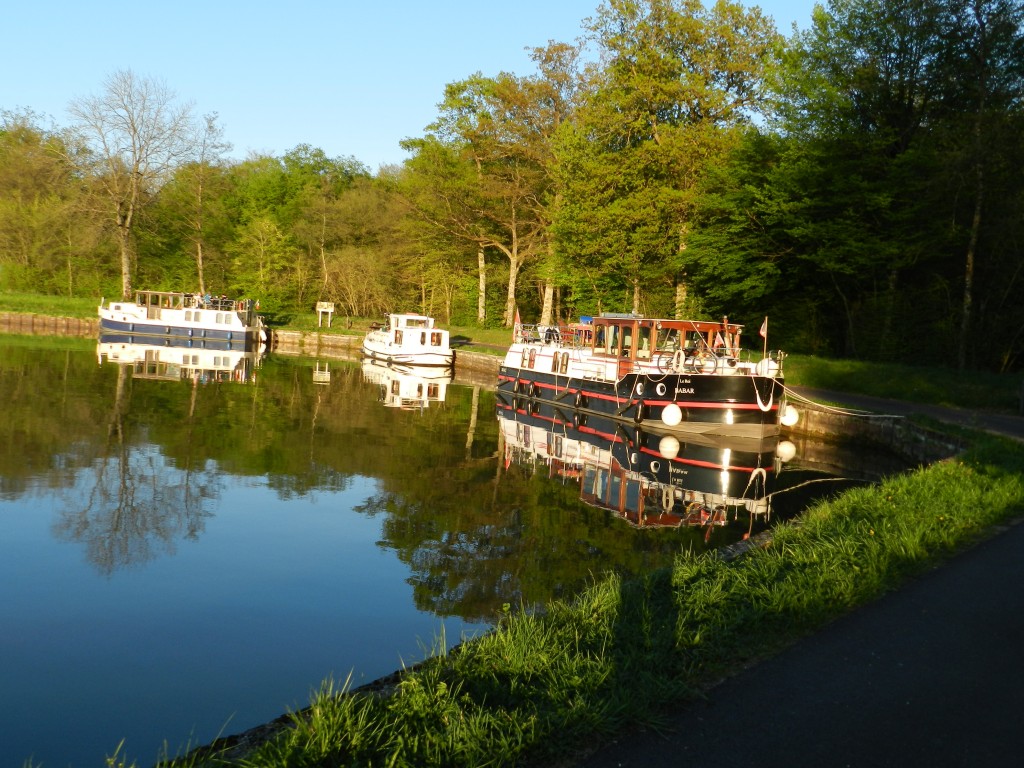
(388, 313, 438, 328)
(588, 314, 744, 333)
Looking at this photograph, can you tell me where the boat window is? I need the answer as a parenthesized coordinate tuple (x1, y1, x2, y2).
(637, 327, 652, 360)
(427, 383, 439, 398)
(657, 329, 678, 352)
(560, 352, 569, 374)
(621, 326, 634, 357)
(420, 332, 426, 345)
(431, 332, 442, 347)
(395, 330, 403, 345)
(608, 473, 622, 507)
(551, 353, 560, 373)
(625, 481, 640, 512)
(601, 325, 619, 356)
(528, 349, 537, 368)
(521, 348, 529, 367)
(547, 434, 563, 458)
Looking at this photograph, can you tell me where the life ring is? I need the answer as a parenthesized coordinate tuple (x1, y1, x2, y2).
(635, 381, 645, 396)
(650, 459, 660, 473)
(671, 349, 685, 372)
(655, 382, 667, 397)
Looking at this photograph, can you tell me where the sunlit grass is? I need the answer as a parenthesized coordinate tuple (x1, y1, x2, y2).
(785, 353, 1019, 412)
(0, 291, 99, 318)
(144, 434, 1024, 768)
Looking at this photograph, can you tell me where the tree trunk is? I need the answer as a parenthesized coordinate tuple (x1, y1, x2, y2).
(196, 240, 206, 295)
(504, 254, 522, 326)
(959, 171, 982, 371)
(879, 268, 898, 360)
(958, 0, 992, 371)
(540, 280, 554, 325)
(477, 247, 486, 324)
(632, 280, 640, 315)
(674, 279, 687, 319)
(117, 225, 132, 299)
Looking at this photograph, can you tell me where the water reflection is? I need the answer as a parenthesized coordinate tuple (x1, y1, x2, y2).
(98, 335, 265, 384)
(58, 338, 267, 574)
(361, 357, 452, 410)
(497, 398, 787, 534)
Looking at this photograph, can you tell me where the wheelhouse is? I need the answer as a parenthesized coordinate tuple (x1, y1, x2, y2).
(588, 315, 743, 362)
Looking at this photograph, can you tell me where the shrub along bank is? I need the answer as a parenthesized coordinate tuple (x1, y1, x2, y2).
(153, 431, 1024, 768)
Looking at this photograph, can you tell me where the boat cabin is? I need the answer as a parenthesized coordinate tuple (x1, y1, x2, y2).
(374, 313, 447, 349)
(587, 314, 743, 364)
(131, 290, 254, 314)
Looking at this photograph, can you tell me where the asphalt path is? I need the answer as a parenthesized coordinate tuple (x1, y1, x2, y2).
(574, 390, 1024, 768)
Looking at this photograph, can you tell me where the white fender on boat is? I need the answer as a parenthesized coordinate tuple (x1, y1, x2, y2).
(661, 402, 683, 427)
(755, 358, 780, 377)
(781, 403, 799, 427)
(777, 440, 797, 462)
(658, 434, 680, 459)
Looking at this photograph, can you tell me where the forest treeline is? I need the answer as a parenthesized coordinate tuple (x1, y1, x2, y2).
(1, 0, 1022, 370)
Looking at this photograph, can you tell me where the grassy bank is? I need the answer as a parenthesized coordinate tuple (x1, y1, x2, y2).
(153, 432, 1022, 768)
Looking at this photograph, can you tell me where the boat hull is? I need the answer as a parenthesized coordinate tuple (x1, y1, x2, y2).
(98, 317, 262, 348)
(497, 364, 784, 438)
(361, 342, 454, 367)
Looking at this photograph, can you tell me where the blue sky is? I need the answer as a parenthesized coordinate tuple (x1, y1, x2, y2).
(3, 1, 817, 172)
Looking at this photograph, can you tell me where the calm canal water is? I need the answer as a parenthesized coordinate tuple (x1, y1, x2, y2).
(1, 336, 887, 767)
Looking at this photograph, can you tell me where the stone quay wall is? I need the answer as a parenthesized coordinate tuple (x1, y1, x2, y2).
(0, 313, 98, 337)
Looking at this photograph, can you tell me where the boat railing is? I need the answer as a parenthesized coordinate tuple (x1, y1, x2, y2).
(514, 323, 592, 348)
(180, 293, 255, 313)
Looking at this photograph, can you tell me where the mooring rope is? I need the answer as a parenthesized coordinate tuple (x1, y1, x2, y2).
(783, 385, 903, 420)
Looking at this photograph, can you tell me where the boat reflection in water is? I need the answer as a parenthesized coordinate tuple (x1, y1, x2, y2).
(497, 397, 794, 530)
(361, 357, 453, 411)
(97, 334, 265, 383)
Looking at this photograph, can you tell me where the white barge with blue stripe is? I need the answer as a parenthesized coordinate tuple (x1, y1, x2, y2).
(98, 290, 267, 349)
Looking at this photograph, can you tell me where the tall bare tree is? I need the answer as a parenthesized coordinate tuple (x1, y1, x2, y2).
(70, 69, 195, 298)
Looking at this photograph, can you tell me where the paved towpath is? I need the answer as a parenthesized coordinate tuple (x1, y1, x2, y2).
(574, 391, 1024, 768)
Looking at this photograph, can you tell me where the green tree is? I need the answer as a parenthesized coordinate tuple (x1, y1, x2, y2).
(228, 215, 296, 308)
(554, 0, 781, 317)
(756, 0, 1024, 364)
(0, 110, 107, 295)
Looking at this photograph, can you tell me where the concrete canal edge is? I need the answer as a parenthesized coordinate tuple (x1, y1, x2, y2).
(0, 312, 98, 337)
